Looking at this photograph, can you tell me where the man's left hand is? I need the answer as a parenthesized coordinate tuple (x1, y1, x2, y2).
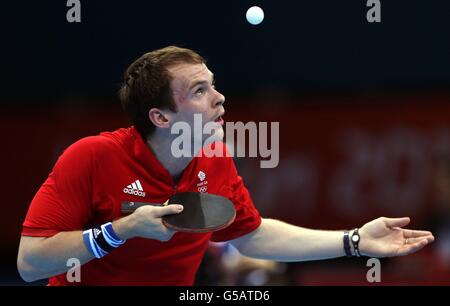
(359, 217, 435, 257)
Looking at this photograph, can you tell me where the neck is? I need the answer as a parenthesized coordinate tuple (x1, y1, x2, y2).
(145, 131, 194, 181)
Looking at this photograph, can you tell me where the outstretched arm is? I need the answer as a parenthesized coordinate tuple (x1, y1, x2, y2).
(229, 217, 434, 261)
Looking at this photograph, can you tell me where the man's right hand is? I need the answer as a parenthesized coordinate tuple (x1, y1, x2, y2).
(112, 204, 184, 241)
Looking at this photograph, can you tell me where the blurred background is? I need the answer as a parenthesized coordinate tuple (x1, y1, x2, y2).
(1, 0, 450, 285)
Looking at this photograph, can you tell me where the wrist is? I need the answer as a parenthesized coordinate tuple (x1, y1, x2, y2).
(349, 229, 357, 256)
(112, 215, 136, 240)
(83, 221, 127, 259)
(356, 227, 368, 256)
(343, 230, 352, 257)
(350, 228, 361, 257)
(343, 229, 361, 257)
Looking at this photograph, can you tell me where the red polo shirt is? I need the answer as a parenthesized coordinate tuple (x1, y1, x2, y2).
(22, 127, 261, 285)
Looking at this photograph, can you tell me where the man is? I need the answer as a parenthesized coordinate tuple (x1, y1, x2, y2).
(17, 46, 434, 285)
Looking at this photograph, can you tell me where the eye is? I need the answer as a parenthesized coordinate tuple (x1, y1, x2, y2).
(195, 87, 205, 96)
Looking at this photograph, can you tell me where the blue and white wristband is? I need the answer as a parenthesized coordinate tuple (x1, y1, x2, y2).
(83, 222, 126, 259)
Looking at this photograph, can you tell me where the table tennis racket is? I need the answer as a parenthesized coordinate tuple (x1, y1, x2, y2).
(121, 192, 236, 233)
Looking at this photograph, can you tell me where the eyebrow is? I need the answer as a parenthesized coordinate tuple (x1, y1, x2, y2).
(188, 73, 214, 91)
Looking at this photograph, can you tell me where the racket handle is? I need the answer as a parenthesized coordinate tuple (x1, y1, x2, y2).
(121, 201, 160, 213)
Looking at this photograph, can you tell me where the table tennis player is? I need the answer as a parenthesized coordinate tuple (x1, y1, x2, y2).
(17, 46, 434, 285)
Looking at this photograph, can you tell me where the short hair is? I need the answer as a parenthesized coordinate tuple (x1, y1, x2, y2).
(119, 46, 206, 138)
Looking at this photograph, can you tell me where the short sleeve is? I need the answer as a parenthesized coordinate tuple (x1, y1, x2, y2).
(21, 138, 96, 237)
(210, 158, 262, 242)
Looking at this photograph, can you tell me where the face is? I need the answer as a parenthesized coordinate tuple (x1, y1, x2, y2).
(167, 63, 226, 144)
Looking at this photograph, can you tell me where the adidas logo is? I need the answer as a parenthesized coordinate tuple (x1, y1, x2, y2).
(93, 228, 101, 238)
(123, 179, 146, 197)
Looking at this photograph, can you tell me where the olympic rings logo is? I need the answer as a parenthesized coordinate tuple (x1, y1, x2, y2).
(198, 186, 208, 193)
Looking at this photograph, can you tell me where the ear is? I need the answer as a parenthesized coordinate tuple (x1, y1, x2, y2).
(148, 108, 172, 129)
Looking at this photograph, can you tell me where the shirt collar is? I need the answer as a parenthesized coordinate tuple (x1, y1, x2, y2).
(129, 126, 175, 185)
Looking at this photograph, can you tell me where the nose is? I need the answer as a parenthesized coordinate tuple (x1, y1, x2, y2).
(213, 88, 225, 108)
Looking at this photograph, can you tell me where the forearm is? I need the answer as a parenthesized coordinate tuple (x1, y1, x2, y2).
(231, 218, 348, 262)
(17, 230, 94, 282)
(17, 217, 133, 282)
(18, 204, 183, 282)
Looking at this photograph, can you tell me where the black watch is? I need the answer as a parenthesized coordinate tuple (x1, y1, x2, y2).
(350, 228, 361, 257)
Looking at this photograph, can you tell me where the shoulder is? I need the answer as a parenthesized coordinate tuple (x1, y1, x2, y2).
(56, 129, 128, 167)
(61, 135, 114, 157)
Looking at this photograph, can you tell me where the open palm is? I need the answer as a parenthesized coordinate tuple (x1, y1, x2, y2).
(359, 217, 435, 257)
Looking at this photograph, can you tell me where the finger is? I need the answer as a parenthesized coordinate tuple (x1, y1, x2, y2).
(153, 204, 184, 218)
(383, 217, 410, 228)
(405, 235, 435, 244)
(403, 229, 434, 238)
(396, 239, 430, 256)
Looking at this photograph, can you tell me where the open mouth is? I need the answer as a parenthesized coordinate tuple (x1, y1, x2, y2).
(213, 112, 225, 125)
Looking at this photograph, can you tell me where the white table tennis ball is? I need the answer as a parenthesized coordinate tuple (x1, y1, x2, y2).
(246, 6, 264, 25)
